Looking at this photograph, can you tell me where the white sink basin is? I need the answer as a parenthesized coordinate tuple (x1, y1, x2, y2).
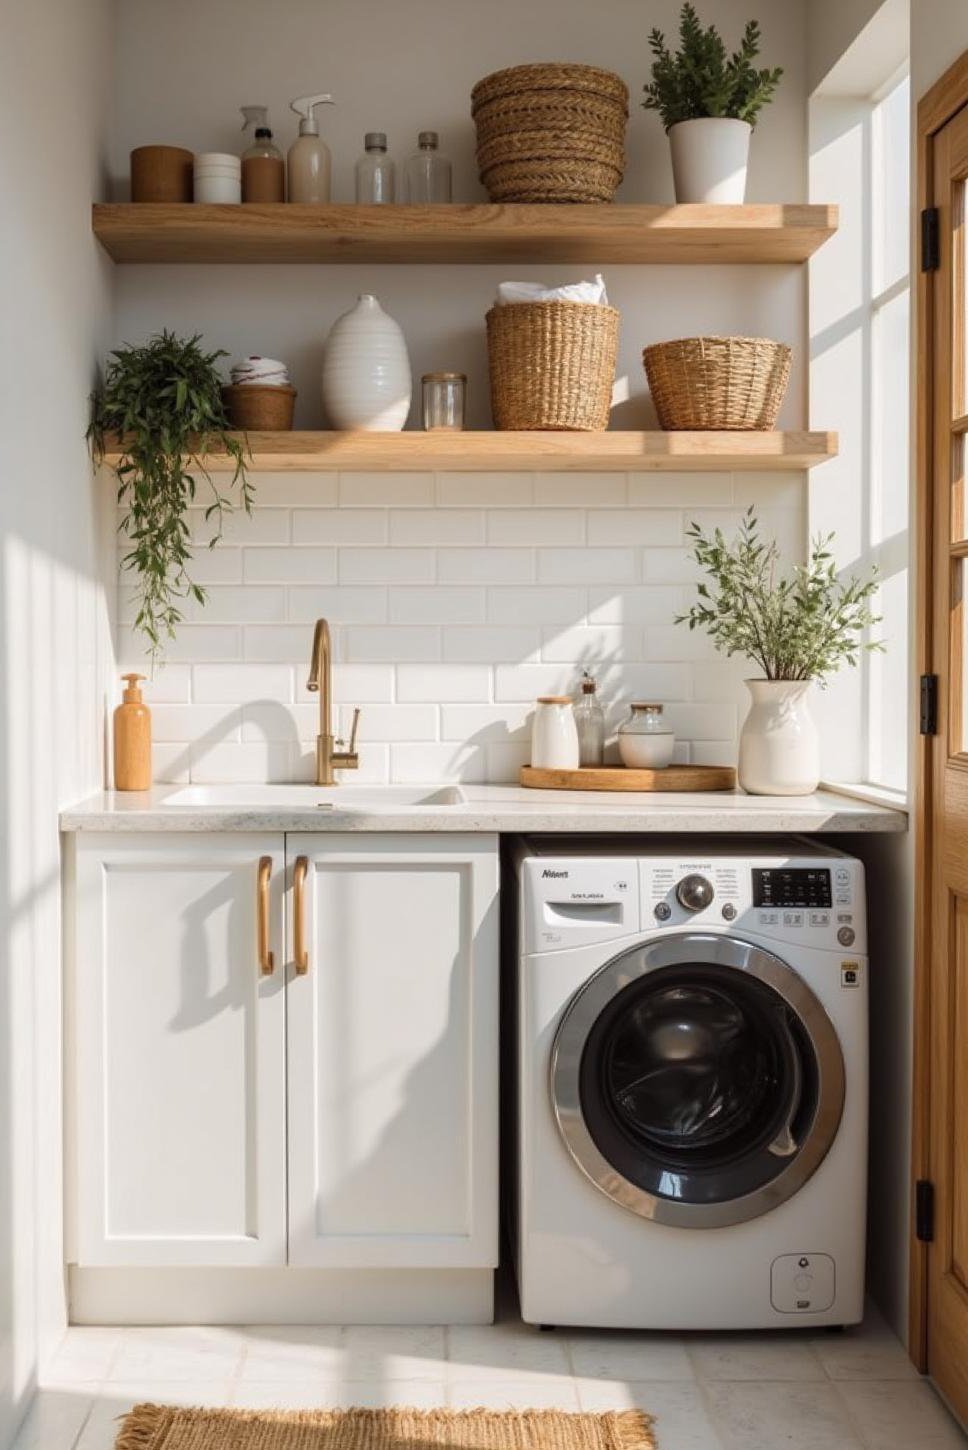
(161, 784, 466, 809)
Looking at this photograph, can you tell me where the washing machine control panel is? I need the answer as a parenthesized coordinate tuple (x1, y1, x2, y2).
(642, 856, 866, 954)
(524, 859, 641, 953)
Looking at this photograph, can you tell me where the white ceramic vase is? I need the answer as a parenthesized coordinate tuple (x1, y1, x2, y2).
(668, 118, 751, 203)
(738, 679, 820, 796)
(321, 293, 412, 431)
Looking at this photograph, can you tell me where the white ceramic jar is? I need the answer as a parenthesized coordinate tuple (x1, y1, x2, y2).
(193, 153, 242, 203)
(321, 293, 412, 431)
(738, 679, 820, 795)
(668, 118, 751, 203)
(531, 696, 580, 771)
(617, 703, 675, 769)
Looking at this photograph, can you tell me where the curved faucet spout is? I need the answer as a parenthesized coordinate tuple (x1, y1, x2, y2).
(305, 618, 359, 786)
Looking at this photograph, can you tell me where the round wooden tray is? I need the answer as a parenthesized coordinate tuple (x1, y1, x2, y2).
(519, 763, 737, 792)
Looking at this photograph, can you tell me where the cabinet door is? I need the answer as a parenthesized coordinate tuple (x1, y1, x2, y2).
(70, 834, 286, 1267)
(287, 834, 499, 1268)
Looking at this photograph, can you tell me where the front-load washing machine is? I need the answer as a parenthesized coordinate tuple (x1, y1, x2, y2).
(511, 837, 868, 1330)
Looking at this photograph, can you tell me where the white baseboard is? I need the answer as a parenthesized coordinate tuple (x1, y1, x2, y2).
(69, 1267, 494, 1325)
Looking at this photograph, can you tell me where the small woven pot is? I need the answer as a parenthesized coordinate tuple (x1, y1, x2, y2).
(643, 336, 792, 431)
(486, 301, 619, 431)
(471, 62, 628, 204)
(222, 384, 296, 432)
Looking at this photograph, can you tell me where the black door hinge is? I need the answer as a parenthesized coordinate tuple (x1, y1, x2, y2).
(922, 207, 940, 271)
(916, 1180, 935, 1243)
(920, 674, 939, 735)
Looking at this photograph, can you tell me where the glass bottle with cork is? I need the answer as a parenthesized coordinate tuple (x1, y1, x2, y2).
(241, 106, 285, 202)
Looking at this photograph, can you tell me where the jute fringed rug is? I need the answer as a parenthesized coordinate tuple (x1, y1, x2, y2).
(114, 1404, 657, 1450)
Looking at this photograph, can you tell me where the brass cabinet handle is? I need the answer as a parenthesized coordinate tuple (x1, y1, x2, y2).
(293, 855, 309, 975)
(257, 855, 274, 976)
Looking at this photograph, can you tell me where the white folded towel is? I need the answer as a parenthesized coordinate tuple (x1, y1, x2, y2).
(495, 274, 609, 306)
(230, 356, 291, 387)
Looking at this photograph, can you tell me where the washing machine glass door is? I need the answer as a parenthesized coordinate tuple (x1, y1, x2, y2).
(551, 931, 845, 1228)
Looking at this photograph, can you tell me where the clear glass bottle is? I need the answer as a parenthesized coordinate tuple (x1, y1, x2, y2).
(355, 133, 396, 203)
(422, 372, 466, 430)
(403, 131, 452, 202)
(573, 672, 605, 767)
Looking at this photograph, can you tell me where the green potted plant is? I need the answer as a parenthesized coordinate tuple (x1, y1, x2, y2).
(677, 510, 881, 794)
(88, 331, 252, 659)
(643, 3, 783, 203)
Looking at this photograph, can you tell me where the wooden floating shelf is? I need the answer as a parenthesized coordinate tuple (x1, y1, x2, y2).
(92, 203, 838, 266)
(102, 430, 838, 473)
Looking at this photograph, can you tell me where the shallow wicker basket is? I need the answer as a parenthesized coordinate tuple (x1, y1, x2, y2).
(643, 336, 792, 431)
(222, 383, 296, 432)
(486, 301, 619, 431)
(472, 63, 628, 204)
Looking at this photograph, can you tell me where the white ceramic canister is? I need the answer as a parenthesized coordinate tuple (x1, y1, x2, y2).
(738, 679, 820, 796)
(531, 696, 580, 771)
(321, 293, 412, 431)
(667, 118, 751, 204)
(194, 153, 242, 204)
(617, 702, 676, 769)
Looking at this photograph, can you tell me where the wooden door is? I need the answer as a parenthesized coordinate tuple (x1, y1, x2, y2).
(919, 97, 968, 1417)
(70, 834, 287, 1267)
(286, 833, 499, 1269)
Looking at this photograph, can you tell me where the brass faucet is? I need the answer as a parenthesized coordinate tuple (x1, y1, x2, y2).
(306, 618, 360, 786)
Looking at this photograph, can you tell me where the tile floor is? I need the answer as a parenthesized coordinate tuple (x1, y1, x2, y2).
(16, 1296, 967, 1450)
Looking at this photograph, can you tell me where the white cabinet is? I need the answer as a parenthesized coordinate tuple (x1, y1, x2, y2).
(71, 834, 287, 1267)
(287, 834, 499, 1268)
(69, 831, 499, 1278)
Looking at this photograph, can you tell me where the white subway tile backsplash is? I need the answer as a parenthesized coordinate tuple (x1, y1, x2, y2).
(193, 664, 293, 703)
(538, 548, 637, 584)
(436, 473, 533, 507)
(288, 586, 388, 623)
(443, 625, 539, 663)
(293, 509, 389, 544)
(339, 547, 436, 584)
(586, 510, 681, 545)
(486, 510, 585, 545)
(437, 547, 534, 584)
(191, 508, 290, 546)
(486, 586, 587, 625)
(389, 510, 485, 545)
(390, 587, 485, 624)
(344, 625, 440, 662)
(340, 472, 434, 506)
(692, 739, 739, 766)
(151, 743, 191, 783)
(117, 471, 800, 783)
(533, 473, 627, 507)
(396, 664, 492, 703)
(243, 547, 338, 583)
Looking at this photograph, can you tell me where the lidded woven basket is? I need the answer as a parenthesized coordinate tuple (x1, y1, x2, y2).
(471, 63, 628, 204)
(642, 336, 792, 431)
(486, 301, 619, 431)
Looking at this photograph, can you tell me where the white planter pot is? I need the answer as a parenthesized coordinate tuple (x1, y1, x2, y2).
(321, 293, 412, 431)
(668, 118, 751, 204)
(738, 679, 820, 796)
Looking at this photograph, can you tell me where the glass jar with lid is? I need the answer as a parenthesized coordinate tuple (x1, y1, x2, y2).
(618, 702, 675, 769)
(422, 372, 466, 431)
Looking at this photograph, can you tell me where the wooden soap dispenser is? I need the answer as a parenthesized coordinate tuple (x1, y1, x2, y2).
(113, 673, 152, 791)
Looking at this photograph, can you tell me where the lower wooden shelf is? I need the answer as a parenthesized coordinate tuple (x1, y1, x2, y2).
(102, 429, 837, 472)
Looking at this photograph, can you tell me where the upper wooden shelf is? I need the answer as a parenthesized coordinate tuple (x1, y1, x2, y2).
(91, 203, 838, 265)
(102, 430, 837, 472)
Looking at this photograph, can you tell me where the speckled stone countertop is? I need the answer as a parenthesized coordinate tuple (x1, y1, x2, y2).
(60, 783, 907, 834)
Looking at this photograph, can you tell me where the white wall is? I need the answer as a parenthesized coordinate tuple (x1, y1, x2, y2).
(0, 1, 115, 1444)
(110, 0, 810, 779)
(912, 0, 968, 96)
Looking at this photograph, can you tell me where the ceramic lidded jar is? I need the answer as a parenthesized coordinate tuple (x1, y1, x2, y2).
(321, 293, 412, 431)
(738, 679, 820, 796)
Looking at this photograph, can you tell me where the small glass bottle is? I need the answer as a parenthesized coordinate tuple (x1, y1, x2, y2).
(403, 131, 452, 202)
(573, 671, 606, 767)
(355, 133, 396, 203)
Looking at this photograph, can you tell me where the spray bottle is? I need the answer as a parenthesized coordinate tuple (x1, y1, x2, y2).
(240, 105, 285, 202)
(288, 94, 335, 203)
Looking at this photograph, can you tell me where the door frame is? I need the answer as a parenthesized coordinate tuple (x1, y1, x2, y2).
(911, 47, 968, 1371)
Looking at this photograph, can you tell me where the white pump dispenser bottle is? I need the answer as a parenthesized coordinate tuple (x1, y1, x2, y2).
(288, 94, 335, 202)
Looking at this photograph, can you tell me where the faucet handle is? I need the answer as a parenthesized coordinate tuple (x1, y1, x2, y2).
(347, 707, 361, 755)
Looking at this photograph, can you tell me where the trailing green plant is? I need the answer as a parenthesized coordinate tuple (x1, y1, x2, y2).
(676, 508, 882, 683)
(643, 3, 783, 130)
(88, 330, 252, 658)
